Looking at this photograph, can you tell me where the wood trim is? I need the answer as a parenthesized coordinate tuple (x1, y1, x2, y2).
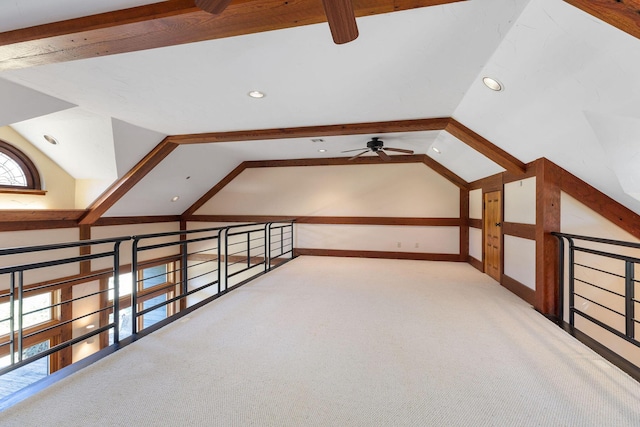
(501, 274, 535, 306)
(244, 154, 429, 168)
(552, 159, 640, 241)
(503, 161, 537, 184)
(186, 215, 463, 226)
(295, 248, 464, 262)
(468, 255, 483, 272)
(79, 225, 91, 275)
(469, 218, 482, 229)
(182, 162, 248, 217)
(564, 0, 640, 41)
(502, 222, 536, 240)
(92, 216, 181, 226)
(0, 188, 47, 196)
(469, 172, 503, 192)
(0, 1, 462, 71)
(445, 119, 526, 175)
(79, 138, 178, 225)
(0, 210, 85, 222)
(460, 188, 469, 259)
(0, 220, 79, 232)
(535, 158, 561, 315)
(170, 118, 450, 144)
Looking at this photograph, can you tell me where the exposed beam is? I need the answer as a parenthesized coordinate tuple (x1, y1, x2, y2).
(79, 138, 178, 225)
(422, 155, 468, 189)
(187, 215, 464, 225)
(564, 0, 640, 41)
(168, 118, 450, 144)
(445, 119, 526, 175)
(0, 0, 463, 71)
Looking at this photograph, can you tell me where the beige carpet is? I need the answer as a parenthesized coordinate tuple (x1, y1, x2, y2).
(2, 256, 640, 426)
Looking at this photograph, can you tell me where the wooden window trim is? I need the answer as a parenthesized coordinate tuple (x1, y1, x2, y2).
(0, 139, 42, 191)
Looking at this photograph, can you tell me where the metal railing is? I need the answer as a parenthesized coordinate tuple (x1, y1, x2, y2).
(0, 236, 130, 377)
(0, 221, 295, 395)
(553, 232, 640, 353)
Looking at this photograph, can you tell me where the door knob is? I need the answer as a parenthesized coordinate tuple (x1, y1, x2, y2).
(495, 222, 501, 227)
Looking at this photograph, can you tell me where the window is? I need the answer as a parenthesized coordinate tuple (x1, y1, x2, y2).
(0, 140, 41, 190)
(0, 293, 53, 336)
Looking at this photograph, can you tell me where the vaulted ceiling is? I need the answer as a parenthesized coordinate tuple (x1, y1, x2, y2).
(1, 0, 639, 218)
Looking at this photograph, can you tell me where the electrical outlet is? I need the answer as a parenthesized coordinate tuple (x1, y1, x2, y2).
(397, 242, 401, 248)
(415, 243, 419, 248)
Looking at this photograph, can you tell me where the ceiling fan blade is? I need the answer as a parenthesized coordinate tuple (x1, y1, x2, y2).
(195, 0, 233, 14)
(377, 150, 391, 161)
(321, 0, 359, 44)
(342, 147, 368, 153)
(383, 147, 414, 154)
(349, 150, 369, 161)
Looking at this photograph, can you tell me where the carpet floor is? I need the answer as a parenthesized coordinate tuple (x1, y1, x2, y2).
(2, 256, 640, 426)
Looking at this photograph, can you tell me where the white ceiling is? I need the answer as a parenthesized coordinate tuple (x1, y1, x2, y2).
(1, 0, 640, 216)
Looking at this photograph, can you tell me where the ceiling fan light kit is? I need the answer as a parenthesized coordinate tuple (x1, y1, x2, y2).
(196, 0, 359, 44)
(342, 137, 414, 161)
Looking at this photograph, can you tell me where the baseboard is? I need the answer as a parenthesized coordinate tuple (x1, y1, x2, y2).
(501, 274, 535, 305)
(295, 248, 464, 262)
(468, 256, 483, 272)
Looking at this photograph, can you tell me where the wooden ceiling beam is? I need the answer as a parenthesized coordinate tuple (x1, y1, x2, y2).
(445, 119, 526, 175)
(0, 0, 463, 71)
(168, 118, 450, 144)
(564, 0, 640, 41)
(79, 138, 178, 225)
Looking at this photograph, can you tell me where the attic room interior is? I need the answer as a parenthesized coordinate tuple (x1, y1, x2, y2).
(2, 0, 640, 423)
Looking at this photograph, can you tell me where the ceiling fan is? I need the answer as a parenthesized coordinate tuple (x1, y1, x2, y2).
(194, 0, 359, 44)
(342, 137, 414, 161)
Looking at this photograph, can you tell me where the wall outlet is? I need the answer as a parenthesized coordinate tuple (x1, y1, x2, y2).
(415, 243, 419, 248)
(397, 242, 401, 248)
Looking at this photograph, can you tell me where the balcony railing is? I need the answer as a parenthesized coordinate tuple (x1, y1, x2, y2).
(0, 221, 294, 401)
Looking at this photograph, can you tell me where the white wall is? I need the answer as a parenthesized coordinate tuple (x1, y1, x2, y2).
(469, 227, 482, 261)
(469, 188, 482, 220)
(504, 177, 535, 224)
(196, 163, 460, 217)
(503, 236, 535, 290)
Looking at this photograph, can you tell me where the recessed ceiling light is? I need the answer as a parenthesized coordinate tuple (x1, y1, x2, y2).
(86, 324, 95, 329)
(171, 196, 180, 202)
(44, 134, 59, 145)
(482, 77, 503, 91)
(432, 147, 441, 154)
(318, 149, 327, 153)
(248, 91, 265, 98)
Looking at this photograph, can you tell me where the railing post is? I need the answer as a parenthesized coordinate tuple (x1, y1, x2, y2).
(224, 227, 230, 292)
(181, 240, 188, 299)
(131, 239, 139, 337)
(9, 272, 15, 365)
(113, 241, 121, 344)
(247, 231, 251, 269)
(265, 223, 271, 272)
(625, 260, 635, 340)
(17, 271, 24, 362)
(568, 238, 575, 328)
(556, 236, 565, 325)
(217, 229, 223, 294)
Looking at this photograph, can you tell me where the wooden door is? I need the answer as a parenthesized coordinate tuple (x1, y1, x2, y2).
(484, 191, 502, 281)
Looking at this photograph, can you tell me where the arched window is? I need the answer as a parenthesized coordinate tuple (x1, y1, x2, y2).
(0, 139, 41, 190)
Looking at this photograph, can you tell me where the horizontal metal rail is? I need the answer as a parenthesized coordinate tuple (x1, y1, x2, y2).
(553, 232, 639, 360)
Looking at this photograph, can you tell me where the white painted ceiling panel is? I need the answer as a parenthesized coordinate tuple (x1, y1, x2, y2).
(0, 79, 75, 127)
(112, 119, 167, 179)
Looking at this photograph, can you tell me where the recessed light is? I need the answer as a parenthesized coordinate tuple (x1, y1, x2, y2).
(318, 149, 327, 153)
(248, 90, 265, 98)
(432, 147, 441, 154)
(44, 134, 59, 145)
(482, 77, 503, 91)
(86, 324, 95, 329)
(171, 196, 180, 202)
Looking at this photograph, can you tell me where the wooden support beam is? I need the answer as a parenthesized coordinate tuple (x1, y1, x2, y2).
(168, 118, 450, 144)
(535, 158, 561, 315)
(445, 119, 526, 175)
(182, 162, 248, 218)
(79, 138, 178, 225)
(460, 187, 469, 260)
(0, 0, 463, 71)
(78, 225, 91, 275)
(564, 0, 640, 41)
